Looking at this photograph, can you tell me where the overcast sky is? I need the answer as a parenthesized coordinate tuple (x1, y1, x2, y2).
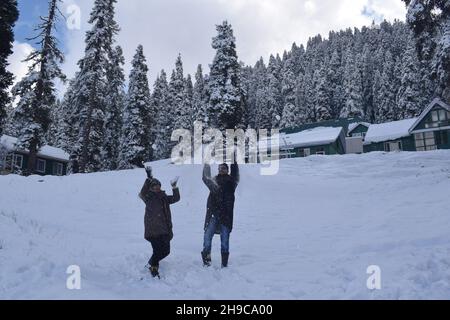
(8, 0, 407, 92)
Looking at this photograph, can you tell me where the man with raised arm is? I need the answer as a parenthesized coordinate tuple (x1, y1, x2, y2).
(201, 162, 239, 268)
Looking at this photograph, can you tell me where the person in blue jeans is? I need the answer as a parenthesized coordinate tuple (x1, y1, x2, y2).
(201, 162, 239, 268)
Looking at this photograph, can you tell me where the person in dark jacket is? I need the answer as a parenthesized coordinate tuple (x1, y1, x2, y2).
(139, 166, 180, 278)
(201, 162, 239, 268)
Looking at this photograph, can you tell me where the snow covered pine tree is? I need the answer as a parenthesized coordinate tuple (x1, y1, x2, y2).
(67, 0, 120, 173)
(11, 0, 65, 176)
(207, 21, 243, 131)
(0, 0, 18, 136)
(119, 45, 152, 169)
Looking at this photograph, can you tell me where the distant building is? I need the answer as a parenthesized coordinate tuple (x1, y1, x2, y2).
(278, 126, 346, 158)
(0, 135, 69, 176)
(363, 118, 418, 152)
(345, 122, 371, 154)
(409, 98, 450, 151)
(283, 118, 365, 136)
(347, 122, 371, 139)
(279, 118, 368, 157)
(364, 98, 450, 153)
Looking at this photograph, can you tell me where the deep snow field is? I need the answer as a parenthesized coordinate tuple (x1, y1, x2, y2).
(1, 151, 450, 300)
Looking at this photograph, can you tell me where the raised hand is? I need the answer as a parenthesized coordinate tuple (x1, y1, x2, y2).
(171, 176, 180, 188)
(145, 165, 153, 179)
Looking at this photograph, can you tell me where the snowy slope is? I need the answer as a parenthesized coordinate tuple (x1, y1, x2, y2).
(1, 151, 450, 300)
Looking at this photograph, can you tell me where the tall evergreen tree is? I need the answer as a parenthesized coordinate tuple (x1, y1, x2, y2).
(207, 21, 243, 130)
(254, 81, 268, 129)
(397, 39, 423, 119)
(46, 98, 62, 146)
(371, 70, 382, 123)
(238, 61, 249, 129)
(68, 0, 119, 173)
(328, 49, 344, 118)
(184, 74, 194, 129)
(55, 77, 84, 156)
(102, 46, 125, 170)
(0, 0, 19, 136)
(433, 14, 450, 101)
(280, 55, 297, 126)
(11, 0, 65, 175)
(193, 64, 208, 123)
(375, 51, 397, 122)
(403, 0, 450, 102)
(304, 67, 317, 123)
(314, 65, 332, 121)
(170, 55, 188, 131)
(152, 70, 171, 160)
(340, 51, 364, 119)
(281, 74, 305, 129)
(2, 101, 15, 136)
(266, 55, 283, 129)
(361, 44, 375, 120)
(119, 45, 151, 169)
(247, 58, 266, 129)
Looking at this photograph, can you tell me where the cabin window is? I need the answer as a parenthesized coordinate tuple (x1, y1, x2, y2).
(352, 132, 366, 139)
(415, 132, 437, 151)
(53, 162, 64, 176)
(303, 148, 311, 157)
(13, 154, 23, 169)
(435, 131, 448, 146)
(298, 148, 311, 157)
(316, 147, 326, 155)
(384, 141, 402, 152)
(425, 109, 449, 128)
(36, 159, 46, 173)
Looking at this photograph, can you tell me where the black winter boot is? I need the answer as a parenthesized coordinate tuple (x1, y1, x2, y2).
(150, 266, 160, 279)
(201, 251, 211, 267)
(221, 252, 229, 268)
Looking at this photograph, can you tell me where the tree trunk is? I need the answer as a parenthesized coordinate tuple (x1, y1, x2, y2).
(79, 76, 98, 173)
(25, 0, 57, 177)
(26, 140, 38, 176)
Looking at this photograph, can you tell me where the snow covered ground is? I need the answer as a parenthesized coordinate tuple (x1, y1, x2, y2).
(1, 151, 450, 300)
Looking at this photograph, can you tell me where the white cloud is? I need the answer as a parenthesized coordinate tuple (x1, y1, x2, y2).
(7, 41, 34, 86)
(304, 1, 317, 15)
(364, 0, 406, 22)
(36, 0, 409, 89)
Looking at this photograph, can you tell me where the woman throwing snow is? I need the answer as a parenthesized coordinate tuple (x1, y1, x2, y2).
(139, 166, 180, 278)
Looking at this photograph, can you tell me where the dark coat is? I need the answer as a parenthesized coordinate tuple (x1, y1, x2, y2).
(202, 164, 239, 233)
(139, 179, 180, 242)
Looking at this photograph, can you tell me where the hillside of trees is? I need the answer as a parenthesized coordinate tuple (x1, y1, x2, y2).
(1, 0, 448, 173)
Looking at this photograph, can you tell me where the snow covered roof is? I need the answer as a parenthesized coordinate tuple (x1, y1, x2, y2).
(0, 135, 70, 161)
(348, 122, 371, 134)
(364, 118, 418, 144)
(279, 127, 343, 149)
